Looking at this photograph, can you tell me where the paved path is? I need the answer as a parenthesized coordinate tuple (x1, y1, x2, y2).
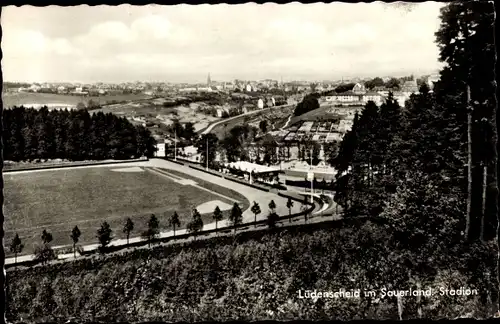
(147, 159, 303, 221)
(5, 158, 307, 265)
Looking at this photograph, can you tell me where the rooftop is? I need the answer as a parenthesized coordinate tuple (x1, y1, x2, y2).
(224, 161, 281, 174)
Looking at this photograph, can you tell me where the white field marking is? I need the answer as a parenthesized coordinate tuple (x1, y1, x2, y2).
(148, 167, 240, 203)
(146, 167, 180, 182)
(196, 200, 233, 214)
(191, 184, 240, 204)
(150, 168, 198, 185)
(111, 166, 144, 172)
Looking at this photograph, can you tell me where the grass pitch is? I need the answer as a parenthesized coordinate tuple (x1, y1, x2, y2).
(4, 166, 247, 256)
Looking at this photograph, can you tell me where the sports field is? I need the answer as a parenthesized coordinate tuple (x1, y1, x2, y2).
(3, 166, 248, 256)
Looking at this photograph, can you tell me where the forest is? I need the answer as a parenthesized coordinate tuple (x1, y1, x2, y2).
(2, 106, 158, 161)
(331, 0, 498, 312)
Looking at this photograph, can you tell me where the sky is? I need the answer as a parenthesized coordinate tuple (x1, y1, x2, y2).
(1, 2, 446, 84)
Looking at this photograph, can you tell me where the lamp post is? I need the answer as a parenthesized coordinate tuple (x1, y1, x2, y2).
(310, 148, 314, 204)
(206, 136, 209, 171)
(174, 130, 177, 161)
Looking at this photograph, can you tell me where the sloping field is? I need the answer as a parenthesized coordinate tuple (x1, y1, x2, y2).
(3, 166, 245, 255)
(288, 105, 345, 127)
(2, 92, 152, 108)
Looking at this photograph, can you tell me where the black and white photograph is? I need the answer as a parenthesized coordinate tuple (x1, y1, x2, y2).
(0, 1, 498, 321)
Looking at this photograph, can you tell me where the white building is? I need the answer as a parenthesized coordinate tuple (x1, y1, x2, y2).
(179, 87, 197, 93)
(427, 74, 440, 90)
(154, 143, 166, 157)
(392, 92, 410, 107)
(257, 98, 264, 109)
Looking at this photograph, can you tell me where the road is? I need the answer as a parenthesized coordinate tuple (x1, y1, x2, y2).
(5, 158, 315, 266)
(200, 104, 293, 135)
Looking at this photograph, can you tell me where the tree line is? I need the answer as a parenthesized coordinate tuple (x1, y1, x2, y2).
(9, 197, 305, 267)
(2, 106, 157, 161)
(332, 0, 497, 308)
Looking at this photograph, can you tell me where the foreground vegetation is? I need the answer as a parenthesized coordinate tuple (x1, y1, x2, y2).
(6, 220, 496, 322)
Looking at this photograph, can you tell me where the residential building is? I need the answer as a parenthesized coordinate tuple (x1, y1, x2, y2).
(401, 79, 418, 94)
(392, 92, 410, 107)
(352, 82, 366, 94)
(257, 98, 264, 109)
(154, 143, 166, 157)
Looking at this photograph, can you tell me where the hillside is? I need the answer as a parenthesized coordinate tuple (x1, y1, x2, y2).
(6, 220, 495, 322)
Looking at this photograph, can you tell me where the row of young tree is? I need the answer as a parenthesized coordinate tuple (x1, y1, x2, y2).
(2, 106, 157, 161)
(9, 198, 306, 266)
(332, 1, 498, 311)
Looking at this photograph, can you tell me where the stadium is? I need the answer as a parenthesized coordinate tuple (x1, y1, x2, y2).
(4, 158, 305, 258)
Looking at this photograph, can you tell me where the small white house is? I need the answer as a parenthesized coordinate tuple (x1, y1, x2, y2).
(257, 98, 264, 109)
(154, 143, 166, 157)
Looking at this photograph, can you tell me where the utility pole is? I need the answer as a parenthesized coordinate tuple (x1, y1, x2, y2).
(206, 136, 209, 171)
(310, 148, 314, 204)
(174, 130, 177, 161)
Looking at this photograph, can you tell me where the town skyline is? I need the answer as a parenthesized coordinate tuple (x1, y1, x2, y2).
(2, 2, 445, 84)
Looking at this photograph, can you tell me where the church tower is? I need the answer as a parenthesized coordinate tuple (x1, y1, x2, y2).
(207, 73, 212, 87)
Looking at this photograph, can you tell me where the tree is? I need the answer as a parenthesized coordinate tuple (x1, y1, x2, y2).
(294, 94, 320, 116)
(183, 122, 196, 142)
(97, 221, 113, 253)
(196, 133, 219, 168)
(70, 226, 81, 259)
(365, 77, 385, 90)
(169, 212, 181, 237)
(335, 83, 356, 93)
(9, 234, 24, 266)
(250, 201, 261, 227)
(268, 200, 277, 214)
(142, 214, 160, 248)
(41, 229, 53, 244)
(434, 1, 497, 242)
(213, 206, 223, 231)
(123, 217, 134, 245)
(259, 120, 268, 134)
(229, 202, 243, 233)
(385, 78, 400, 90)
(286, 198, 294, 223)
(2, 107, 157, 161)
(267, 211, 280, 229)
(34, 244, 56, 265)
(35, 230, 56, 265)
(187, 209, 203, 238)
